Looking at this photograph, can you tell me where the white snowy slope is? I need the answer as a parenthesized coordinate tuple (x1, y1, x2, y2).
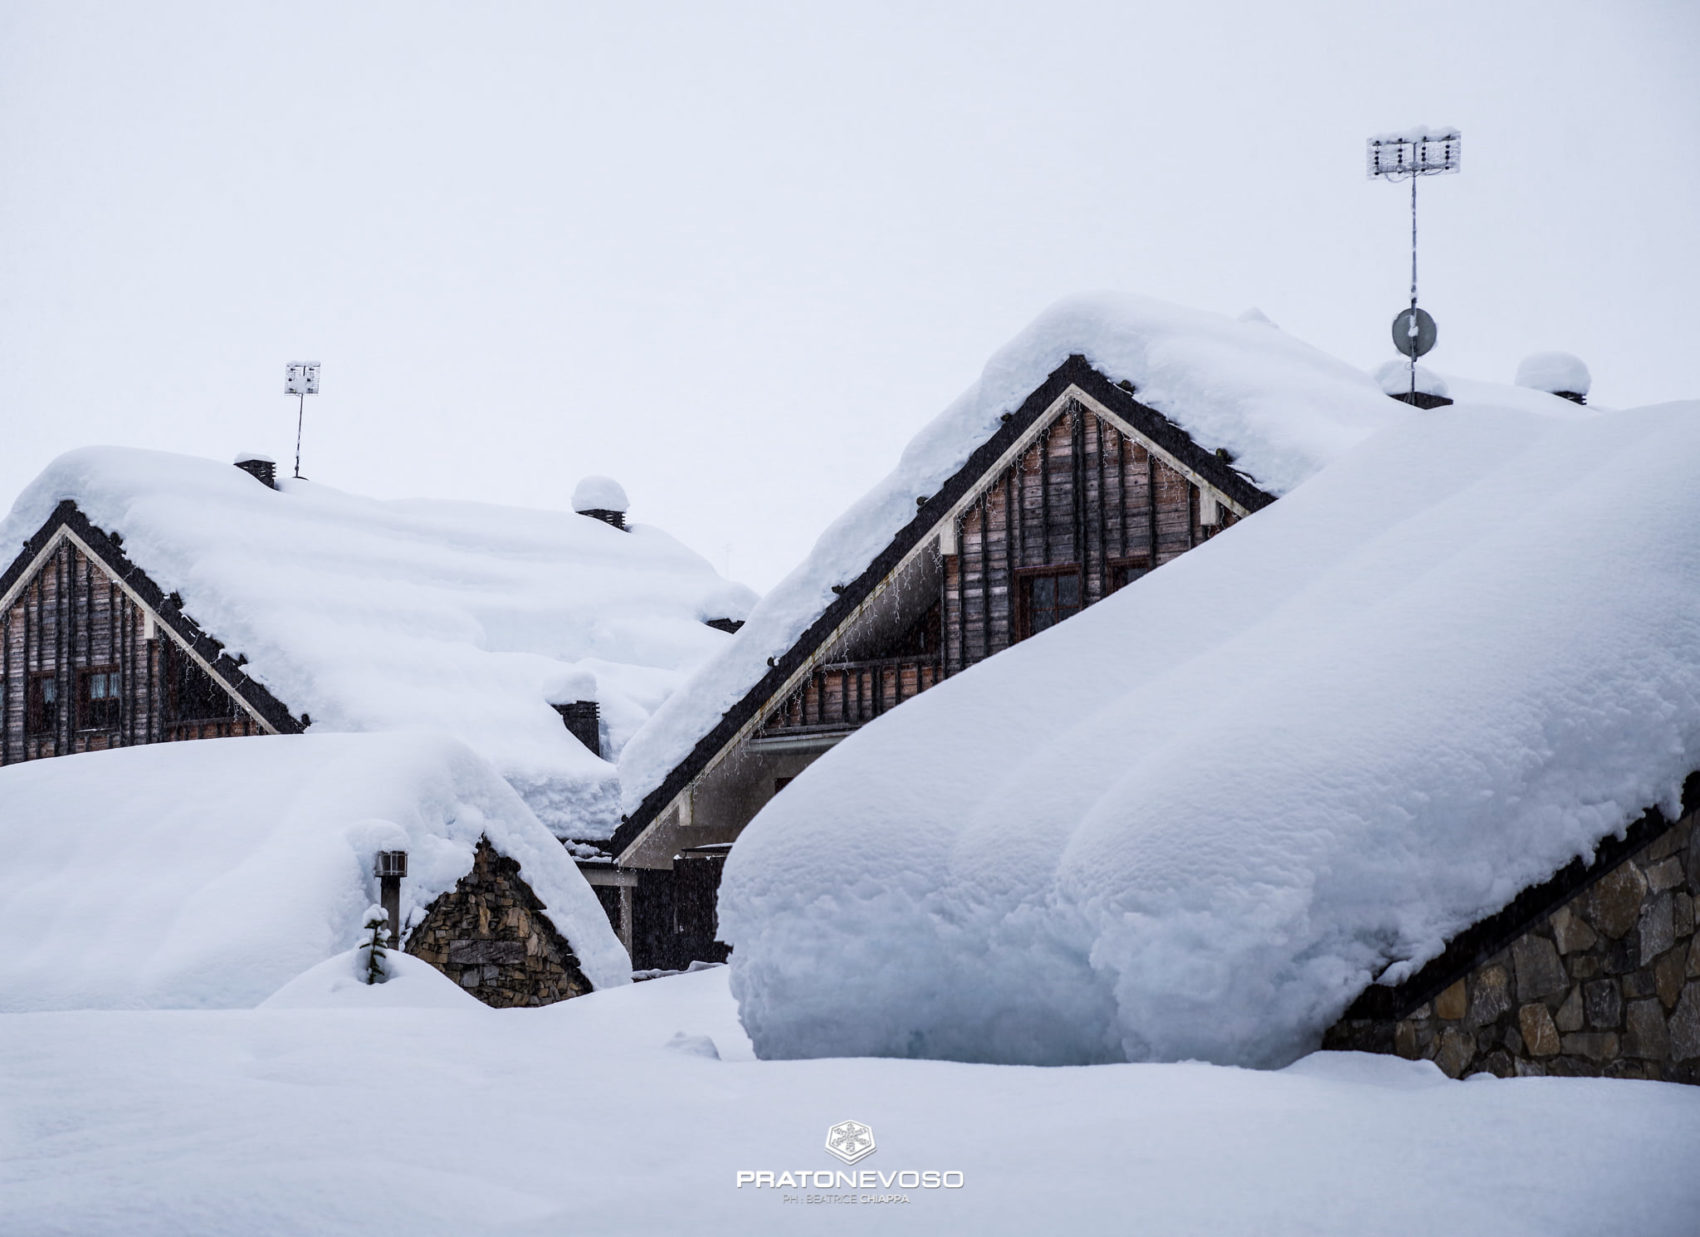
(0, 732, 630, 1010)
(3, 968, 1698, 1237)
(718, 395, 1700, 1068)
(619, 292, 1399, 813)
(0, 449, 755, 837)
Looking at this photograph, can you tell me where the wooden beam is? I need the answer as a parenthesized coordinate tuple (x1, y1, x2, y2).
(979, 495, 991, 664)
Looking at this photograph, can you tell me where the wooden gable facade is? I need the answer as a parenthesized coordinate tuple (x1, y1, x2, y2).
(0, 500, 303, 767)
(596, 356, 1277, 968)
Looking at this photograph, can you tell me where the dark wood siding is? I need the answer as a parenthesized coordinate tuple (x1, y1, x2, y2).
(0, 538, 260, 766)
(757, 397, 1239, 737)
(942, 398, 1218, 676)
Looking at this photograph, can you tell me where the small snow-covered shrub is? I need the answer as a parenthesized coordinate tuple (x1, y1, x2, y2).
(358, 905, 391, 985)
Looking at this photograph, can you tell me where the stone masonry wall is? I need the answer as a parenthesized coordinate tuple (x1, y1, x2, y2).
(1327, 813, 1700, 1082)
(404, 836, 592, 1008)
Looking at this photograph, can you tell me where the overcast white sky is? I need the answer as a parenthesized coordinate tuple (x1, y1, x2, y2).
(2, 1, 1695, 591)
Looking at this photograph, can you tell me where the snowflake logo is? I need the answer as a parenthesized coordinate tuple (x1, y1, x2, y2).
(825, 1120, 877, 1165)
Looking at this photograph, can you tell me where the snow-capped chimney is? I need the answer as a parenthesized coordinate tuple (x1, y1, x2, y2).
(555, 700, 601, 757)
(1515, 352, 1591, 405)
(234, 451, 277, 489)
(572, 476, 629, 531)
(374, 850, 407, 946)
(1373, 360, 1453, 410)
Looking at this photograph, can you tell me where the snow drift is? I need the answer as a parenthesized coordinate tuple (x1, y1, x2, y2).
(620, 292, 1400, 813)
(259, 948, 489, 1010)
(0, 732, 630, 1010)
(0, 448, 754, 837)
(719, 395, 1700, 1067)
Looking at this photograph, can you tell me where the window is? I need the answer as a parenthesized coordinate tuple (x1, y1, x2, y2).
(164, 645, 238, 723)
(25, 674, 57, 736)
(78, 668, 122, 731)
(1108, 559, 1150, 594)
(1017, 569, 1083, 640)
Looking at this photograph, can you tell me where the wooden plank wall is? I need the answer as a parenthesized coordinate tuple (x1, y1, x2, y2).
(0, 539, 258, 766)
(942, 400, 1233, 676)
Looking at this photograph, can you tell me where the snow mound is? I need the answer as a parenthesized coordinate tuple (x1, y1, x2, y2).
(0, 732, 631, 1010)
(1516, 351, 1592, 398)
(260, 947, 487, 1009)
(620, 292, 1401, 815)
(1373, 359, 1449, 398)
(719, 396, 1700, 1068)
(572, 474, 629, 513)
(0, 448, 754, 837)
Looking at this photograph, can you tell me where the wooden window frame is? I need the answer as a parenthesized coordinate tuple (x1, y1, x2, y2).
(77, 665, 122, 733)
(25, 672, 58, 737)
(1107, 556, 1152, 595)
(1015, 565, 1085, 642)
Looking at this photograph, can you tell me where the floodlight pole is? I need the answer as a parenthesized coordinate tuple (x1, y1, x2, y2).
(1409, 174, 1419, 399)
(283, 361, 321, 480)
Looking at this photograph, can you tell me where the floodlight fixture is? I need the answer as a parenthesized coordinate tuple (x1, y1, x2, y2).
(1366, 130, 1461, 181)
(284, 361, 320, 396)
(284, 361, 321, 478)
(1367, 129, 1462, 401)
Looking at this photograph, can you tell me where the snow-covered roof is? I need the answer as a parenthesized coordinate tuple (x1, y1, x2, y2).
(619, 292, 1400, 815)
(0, 732, 631, 1010)
(717, 390, 1700, 1068)
(0, 447, 755, 838)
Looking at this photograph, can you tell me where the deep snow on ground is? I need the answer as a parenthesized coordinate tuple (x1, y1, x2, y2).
(718, 397, 1700, 1069)
(1, 967, 1696, 1237)
(0, 733, 630, 1010)
(0, 447, 754, 837)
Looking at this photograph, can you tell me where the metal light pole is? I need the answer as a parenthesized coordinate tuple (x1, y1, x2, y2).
(284, 361, 321, 479)
(1367, 130, 1460, 400)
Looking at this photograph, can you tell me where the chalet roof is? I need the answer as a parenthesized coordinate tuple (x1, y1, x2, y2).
(0, 448, 755, 839)
(714, 390, 1700, 1068)
(615, 293, 1402, 835)
(0, 732, 632, 1010)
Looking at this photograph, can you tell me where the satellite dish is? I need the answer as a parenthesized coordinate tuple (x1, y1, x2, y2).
(1391, 307, 1437, 358)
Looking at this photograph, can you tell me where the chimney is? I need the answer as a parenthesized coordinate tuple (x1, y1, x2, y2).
(572, 475, 629, 531)
(1373, 360, 1453, 410)
(234, 452, 277, 489)
(1515, 352, 1591, 406)
(374, 850, 408, 946)
(555, 700, 601, 757)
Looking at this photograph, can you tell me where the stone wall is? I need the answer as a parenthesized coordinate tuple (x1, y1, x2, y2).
(1327, 812, 1700, 1082)
(405, 836, 592, 1008)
